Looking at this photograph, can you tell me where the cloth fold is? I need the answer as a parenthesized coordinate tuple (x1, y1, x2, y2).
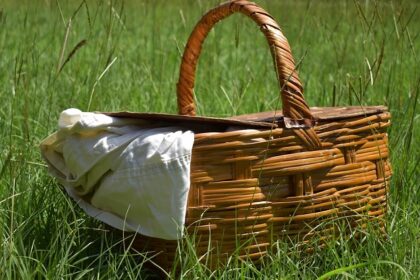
(40, 108, 194, 240)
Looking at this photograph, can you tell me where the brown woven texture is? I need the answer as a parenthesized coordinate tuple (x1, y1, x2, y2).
(131, 0, 391, 270)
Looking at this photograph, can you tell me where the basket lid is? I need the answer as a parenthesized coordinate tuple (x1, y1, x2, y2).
(230, 106, 388, 122)
(102, 106, 387, 131)
(101, 111, 278, 130)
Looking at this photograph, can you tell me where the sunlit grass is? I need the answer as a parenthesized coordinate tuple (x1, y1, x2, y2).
(0, 0, 418, 278)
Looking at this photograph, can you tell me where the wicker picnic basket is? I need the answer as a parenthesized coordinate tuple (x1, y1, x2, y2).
(128, 0, 391, 270)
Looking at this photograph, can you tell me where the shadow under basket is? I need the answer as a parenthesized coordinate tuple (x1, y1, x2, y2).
(110, 0, 391, 272)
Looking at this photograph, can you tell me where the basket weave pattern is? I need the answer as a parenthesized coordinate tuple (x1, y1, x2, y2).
(188, 113, 390, 262)
(131, 0, 391, 269)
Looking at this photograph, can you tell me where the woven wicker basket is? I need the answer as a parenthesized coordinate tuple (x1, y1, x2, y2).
(127, 0, 391, 270)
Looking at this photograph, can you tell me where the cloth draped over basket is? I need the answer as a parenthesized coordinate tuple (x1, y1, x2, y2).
(40, 109, 195, 240)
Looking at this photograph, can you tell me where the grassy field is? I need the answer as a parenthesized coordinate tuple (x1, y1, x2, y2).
(0, 0, 419, 278)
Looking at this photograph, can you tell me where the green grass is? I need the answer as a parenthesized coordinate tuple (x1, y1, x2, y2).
(0, 0, 419, 278)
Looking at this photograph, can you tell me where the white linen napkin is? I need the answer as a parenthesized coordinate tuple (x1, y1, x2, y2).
(40, 108, 194, 240)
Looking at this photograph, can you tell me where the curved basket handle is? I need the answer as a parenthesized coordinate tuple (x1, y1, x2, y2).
(176, 0, 321, 147)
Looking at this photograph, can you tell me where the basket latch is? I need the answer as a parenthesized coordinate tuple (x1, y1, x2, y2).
(283, 117, 317, 129)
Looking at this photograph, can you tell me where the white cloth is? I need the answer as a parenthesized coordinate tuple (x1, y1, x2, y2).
(40, 109, 194, 240)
